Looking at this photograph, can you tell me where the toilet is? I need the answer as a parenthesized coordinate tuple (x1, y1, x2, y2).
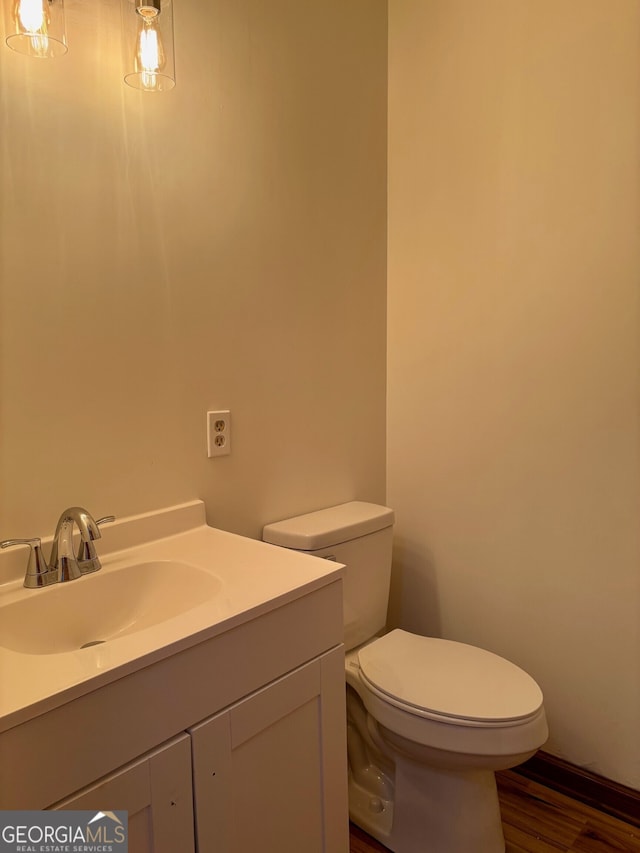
(263, 502, 548, 853)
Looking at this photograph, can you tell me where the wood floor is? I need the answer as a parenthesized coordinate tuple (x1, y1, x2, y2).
(349, 770, 640, 853)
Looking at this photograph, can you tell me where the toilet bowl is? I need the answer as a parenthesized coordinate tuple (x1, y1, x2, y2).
(263, 502, 548, 853)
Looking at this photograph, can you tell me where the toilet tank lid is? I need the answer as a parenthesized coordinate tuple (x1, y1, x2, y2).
(263, 501, 394, 550)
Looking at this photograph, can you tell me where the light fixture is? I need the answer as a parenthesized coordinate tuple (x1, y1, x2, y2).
(3, 0, 176, 91)
(4, 0, 67, 57)
(121, 0, 175, 92)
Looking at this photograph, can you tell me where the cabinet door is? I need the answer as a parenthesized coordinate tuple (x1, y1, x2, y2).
(191, 647, 348, 853)
(53, 733, 195, 853)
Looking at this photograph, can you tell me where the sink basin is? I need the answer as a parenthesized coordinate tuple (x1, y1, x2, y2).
(0, 561, 222, 655)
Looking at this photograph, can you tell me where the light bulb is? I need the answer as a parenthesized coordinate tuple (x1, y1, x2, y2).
(136, 18, 165, 90)
(17, 0, 46, 31)
(14, 0, 49, 55)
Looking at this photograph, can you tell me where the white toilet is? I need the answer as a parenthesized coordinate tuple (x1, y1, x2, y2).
(263, 501, 548, 853)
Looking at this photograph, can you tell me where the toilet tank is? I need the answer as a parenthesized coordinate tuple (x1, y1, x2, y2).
(263, 502, 395, 651)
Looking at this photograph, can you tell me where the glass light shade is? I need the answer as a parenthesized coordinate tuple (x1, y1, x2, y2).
(121, 0, 175, 92)
(5, 0, 67, 57)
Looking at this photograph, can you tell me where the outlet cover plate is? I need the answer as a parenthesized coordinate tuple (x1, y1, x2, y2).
(207, 410, 231, 457)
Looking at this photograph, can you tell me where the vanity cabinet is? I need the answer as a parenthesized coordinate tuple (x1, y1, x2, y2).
(53, 734, 195, 853)
(1, 580, 348, 853)
(47, 646, 347, 853)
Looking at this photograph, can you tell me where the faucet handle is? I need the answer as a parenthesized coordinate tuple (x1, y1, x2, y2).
(0, 537, 56, 589)
(77, 514, 116, 573)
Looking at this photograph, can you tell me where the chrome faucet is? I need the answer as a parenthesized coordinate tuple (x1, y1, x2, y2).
(49, 507, 115, 581)
(49, 507, 96, 582)
(1, 507, 115, 588)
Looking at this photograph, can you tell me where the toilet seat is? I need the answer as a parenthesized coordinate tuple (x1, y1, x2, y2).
(358, 629, 543, 728)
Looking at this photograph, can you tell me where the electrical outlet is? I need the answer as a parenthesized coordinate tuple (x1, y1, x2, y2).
(207, 410, 231, 457)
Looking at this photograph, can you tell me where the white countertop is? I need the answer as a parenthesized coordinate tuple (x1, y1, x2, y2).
(0, 501, 344, 732)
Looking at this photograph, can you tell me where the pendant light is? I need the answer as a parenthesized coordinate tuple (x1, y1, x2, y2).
(121, 0, 175, 92)
(4, 0, 67, 58)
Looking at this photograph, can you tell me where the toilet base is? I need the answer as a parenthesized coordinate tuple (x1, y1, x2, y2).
(350, 756, 505, 853)
(348, 774, 394, 845)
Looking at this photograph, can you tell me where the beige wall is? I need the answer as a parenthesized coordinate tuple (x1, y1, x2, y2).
(0, 0, 388, 542)
(388, 0, 640, 787)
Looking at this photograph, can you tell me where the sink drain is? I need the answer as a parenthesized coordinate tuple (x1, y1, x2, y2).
(80, 640, 106, 649)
